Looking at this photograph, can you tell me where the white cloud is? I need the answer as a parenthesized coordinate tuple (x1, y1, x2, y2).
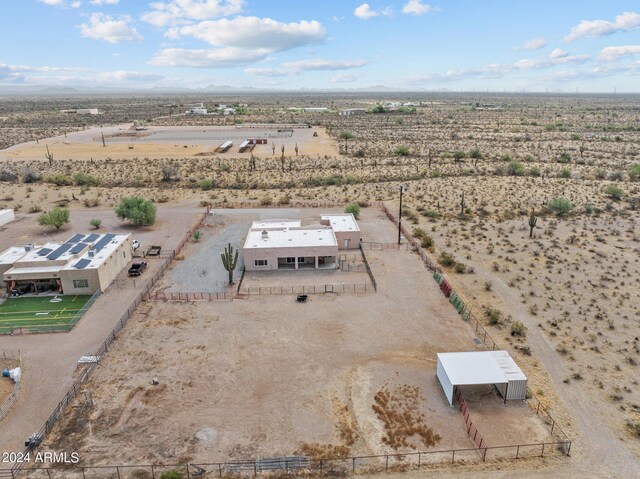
(149, 47, 269, 68)
(402, 0, 432, 15)
(38, 0, 81, 7)
(91, 0, 120, 4)
(565, 11, 640, 42)
(549, 48, 568, 59)
(331, 72, 363, 83)
(169, 16, 325, 51)
(517, 37, 547, 50)
(245, 59, 368, 77)
(78, 13, 143, 43)
(354, 3, 392, 20)
(142, 0, 244, 27)
(38, 0, 64, 5)
(98, 70, 163, 81)
(598, 45, 640, 62)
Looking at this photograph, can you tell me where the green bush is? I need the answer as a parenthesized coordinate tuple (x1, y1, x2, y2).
(199, 179, 215, 190)
(38, 208, 70, 230)
(454, 262, 467, 273)
(159, 471, 183, 479)
(508, 161, 525, 176)
(557, 152, 571, 163)
(439, 252, 457, 267)
(73, 172, 101, 186)
(421, 209, 439, 220)
(395, 146, 411, 156)
(603, 184, 624, 200)
(629, 163, 640, 181)
(345, 203, 361, 219)
(485, 307, 502, 325)
(557, 168, 571, 179)
(44, 174, 72, 186)
(89, 218, 102, 229)
(510, 321, 527, 337)
(528, 166, 541, 177)
(548, 198, 574, 216)
(115, 196, 156, 226)
(421, 235, 434, 248)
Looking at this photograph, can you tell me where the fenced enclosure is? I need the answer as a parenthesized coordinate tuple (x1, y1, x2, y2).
(240, 283, 375, 295)
(144, 291, 234, 302)
(0, 349, 21, 422)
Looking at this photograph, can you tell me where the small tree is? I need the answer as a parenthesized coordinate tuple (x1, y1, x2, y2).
(338, 131, 355, 153)
(548, 198, 574, 216)
(453, 150, 466, 163)
(192, 230, 202, 242)
(395, 146, 410, 156)
(508, 161, 525, 176)
(38, 208, 70, 230)
(115, 196, 156, 226)
(220, 242, 239, 285)
(90, 218, 102, 229)
(345, 203, 361, 219)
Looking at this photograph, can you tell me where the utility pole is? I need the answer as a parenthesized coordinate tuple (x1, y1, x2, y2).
(398, 185, 405, 245)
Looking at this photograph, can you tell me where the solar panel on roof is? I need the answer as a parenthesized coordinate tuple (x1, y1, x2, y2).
(84, 233, 100, 243)
(73, 258, 91, 269)
(47, 242, 74, 260)
(67, 234, 85, 243)
(70, 243, 89, 254)
(37, 248, 53, 256)
(92, 233, 116, 253)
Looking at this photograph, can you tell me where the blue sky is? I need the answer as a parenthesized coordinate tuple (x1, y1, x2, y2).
(1, 0, 640, 91)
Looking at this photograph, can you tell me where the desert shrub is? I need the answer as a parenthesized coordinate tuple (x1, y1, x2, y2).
(485, 307, 502, 325)
(395, 146, 410, 156)
(29, 205, 42, 213)
(508, 161, 525, 176)
(260, 196, 273, 206)
(439, 251, 457, 267)
(510, 321, 527, 337)
(603, 184, 624, 200)
(278, 194, 291, 205)
(192, 230, 202, 242)
(627, 421, 640, 438)
(421, 235, 434, 248)
(454, 262, 467, 273)
(548, 198, 574, 216)
(0, 171, 17, 182)
(412, 227, 426, 239)
(629, 163, 640, 181)
(354, 148, 365, 158)
(161, 163, 179, 181)
(421, 209, 439, 220)
(159, 471, 182, 479)
(22, 168, 40, 183)
(595, 168, 607, 180)
(557, 168, 571, 179)
(73, 172, 101, 186)
(557, 152, 571, 163)
(44, 174, 72, 186)
(345, 203, 361, 219)
(90, 218, 102, 229)
(609, 170, 624, 181)
(83, 197, 101, 208)
(468, 148, 483, 159)
(115, 196, 156, 226)
(430, 170, 441, 178)
(199, 179, 215, 190)
(528, 166, 541, 177)
(584, 203, 594, 214)
(38, 208, 70, 230)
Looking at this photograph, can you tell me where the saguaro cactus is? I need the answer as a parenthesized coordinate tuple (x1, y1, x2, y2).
(460, 191, 466, 217)
(528, 209, 537, 238)
(221, 242, 239, 285)
(45, 145, 54, 166)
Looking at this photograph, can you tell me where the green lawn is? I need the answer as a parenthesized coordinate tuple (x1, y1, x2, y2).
(0, 295, 92, 333)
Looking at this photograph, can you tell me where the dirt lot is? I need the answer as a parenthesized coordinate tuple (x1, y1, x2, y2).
(45, 209, 554, 467)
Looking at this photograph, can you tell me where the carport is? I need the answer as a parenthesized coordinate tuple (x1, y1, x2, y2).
(436, 351, 527, 406)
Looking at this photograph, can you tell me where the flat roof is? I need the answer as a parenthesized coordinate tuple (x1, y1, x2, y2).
(4, 265, 64, 276)
(251, 219, 301, 230)
(1, 233, 130, 275)
(321, 214, 360, 232)
(244, 226, 337, 249)
(437, 351, 526, 386)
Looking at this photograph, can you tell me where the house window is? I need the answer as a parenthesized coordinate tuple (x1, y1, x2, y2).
(286, 257, 296, 263)
(298, 257, 306, 263)
(73, 279, 89, 288)
(255, 259, 267, 266)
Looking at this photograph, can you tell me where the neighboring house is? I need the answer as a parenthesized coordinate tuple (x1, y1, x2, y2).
(339, 108, 367, 116)
(0, 233, 132, 295)
(0, 209, 15, 227)
(243, 214, 361, 271)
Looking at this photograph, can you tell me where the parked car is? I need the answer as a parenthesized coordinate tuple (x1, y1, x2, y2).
(128, 261, 147, 276)
(132, 240, 141, 251)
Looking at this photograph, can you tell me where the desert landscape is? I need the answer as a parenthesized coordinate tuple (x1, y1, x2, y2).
(0, 92, 638, 479)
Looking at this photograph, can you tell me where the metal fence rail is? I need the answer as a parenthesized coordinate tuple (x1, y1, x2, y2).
(240, 283, 375, 295)
(145, 291, 234, 302)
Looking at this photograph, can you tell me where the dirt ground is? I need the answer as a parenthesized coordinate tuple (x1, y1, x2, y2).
(44, 209, 554, 468)
(0, 124, 339, 162)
